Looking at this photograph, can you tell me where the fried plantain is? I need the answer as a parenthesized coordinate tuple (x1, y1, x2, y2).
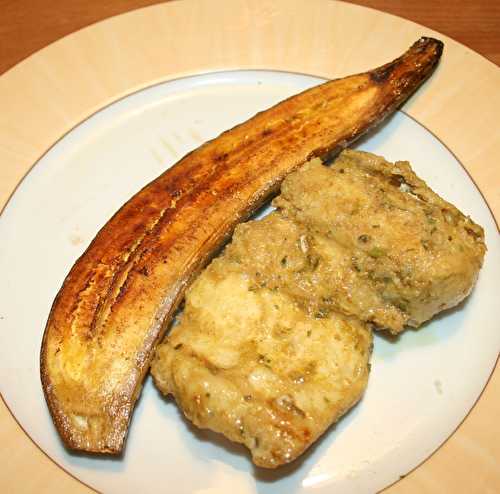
(41, 38, 443, 453)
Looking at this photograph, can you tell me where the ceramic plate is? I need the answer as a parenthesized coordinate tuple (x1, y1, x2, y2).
(0, 70, 499, 494)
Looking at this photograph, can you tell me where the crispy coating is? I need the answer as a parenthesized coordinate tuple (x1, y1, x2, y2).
(274, 151, 486, 332)
(152, 150, 485, 468)
(151, 223, 372, 467)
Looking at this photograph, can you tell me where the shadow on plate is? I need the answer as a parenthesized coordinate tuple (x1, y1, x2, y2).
(373, 295, 470, 363)
(153, 380, 367, 489)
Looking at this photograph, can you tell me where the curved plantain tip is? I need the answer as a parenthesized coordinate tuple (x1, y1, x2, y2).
(370, 37, 443, 85)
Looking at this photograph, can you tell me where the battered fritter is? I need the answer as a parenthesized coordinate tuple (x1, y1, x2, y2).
(151, 213, 373, 468)
(151, 150, 485, 467)
(273, 151, 486, 332)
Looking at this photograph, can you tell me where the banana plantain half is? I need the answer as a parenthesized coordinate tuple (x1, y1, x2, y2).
(41, 37, 443, 454)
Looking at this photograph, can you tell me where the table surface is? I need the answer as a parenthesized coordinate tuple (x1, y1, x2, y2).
(0, 1, 499, 494)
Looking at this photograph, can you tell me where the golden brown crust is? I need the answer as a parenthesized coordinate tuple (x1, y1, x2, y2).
(40, 37, 443, 453)
(274, 151, 486, 333)
(151, 211, 373, 468)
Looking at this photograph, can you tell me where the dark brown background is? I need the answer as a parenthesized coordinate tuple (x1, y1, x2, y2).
(0, 0, 499, 75)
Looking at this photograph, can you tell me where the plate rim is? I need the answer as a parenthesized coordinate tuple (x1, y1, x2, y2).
(1, 69, 499, 494)
(1, 1, 499, 492)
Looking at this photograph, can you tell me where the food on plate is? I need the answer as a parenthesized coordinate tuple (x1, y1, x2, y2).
(151, 213, 372, 467)
(273, 151, 486, 333)
(151, 151, 485, 467)
(40, 37, 443, 454)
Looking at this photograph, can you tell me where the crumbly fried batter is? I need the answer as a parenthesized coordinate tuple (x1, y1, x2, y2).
(151, 215, 372, 468)
(151, 150, 485, 468)
(273, 151, 486, 332)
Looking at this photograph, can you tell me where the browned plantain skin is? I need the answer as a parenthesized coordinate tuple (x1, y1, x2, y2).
(40, 38, 443, 453)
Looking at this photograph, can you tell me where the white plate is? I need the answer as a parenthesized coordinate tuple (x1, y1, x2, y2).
(0, 70, 498, 494)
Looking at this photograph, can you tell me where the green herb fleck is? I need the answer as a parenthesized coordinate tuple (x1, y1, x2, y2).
(421, 239, 431, 250)
(369, 247, 386, 258)
(314, 308, 329, 319)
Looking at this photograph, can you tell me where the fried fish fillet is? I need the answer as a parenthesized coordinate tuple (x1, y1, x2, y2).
(273, 151, 486, 333)
(152, 151, 485, 467)
(151, 215, 372, 467)
(41, 38, 443, 453)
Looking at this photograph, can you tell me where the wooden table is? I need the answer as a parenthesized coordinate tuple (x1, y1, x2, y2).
(0, 1, 499, 493)
(0, 0, 499, 74)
